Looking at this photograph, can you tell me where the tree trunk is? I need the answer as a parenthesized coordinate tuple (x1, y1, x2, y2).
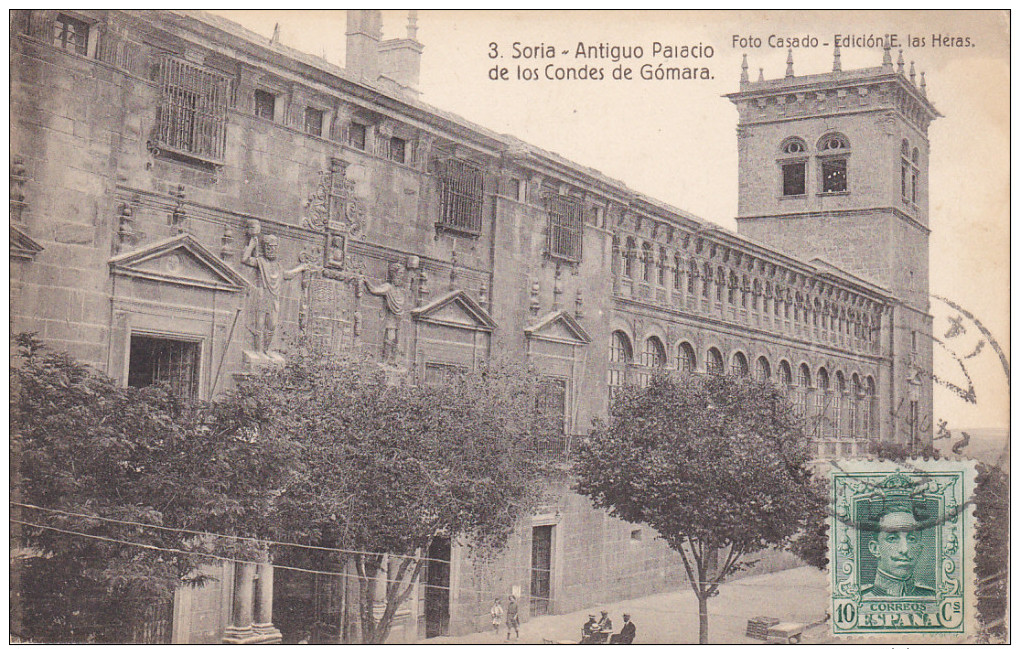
(698, 596, 709, 644)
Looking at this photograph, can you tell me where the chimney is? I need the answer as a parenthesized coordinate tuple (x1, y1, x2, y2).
(377, 11, 424, 96)
(345, 10, 382, 83)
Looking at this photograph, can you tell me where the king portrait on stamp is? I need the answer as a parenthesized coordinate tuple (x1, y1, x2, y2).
(860, 473, 936, 599)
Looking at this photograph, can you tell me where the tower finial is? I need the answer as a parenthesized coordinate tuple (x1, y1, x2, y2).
(406, 10, 419, 40)
(897, 49, 905, 74)
(758, 67, 765, 83)
(909, 61, 916, 84)
(882, 41, 893, 69)
(785, 49, 794, 78)
(832, 44, 842, 72)
(920, 71, 927, 96)
(740, 53, 749, 84)
(271, 22, 281, 45)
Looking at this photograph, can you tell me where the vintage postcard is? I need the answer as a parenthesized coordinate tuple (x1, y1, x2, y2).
(9, 10, 1008, 645)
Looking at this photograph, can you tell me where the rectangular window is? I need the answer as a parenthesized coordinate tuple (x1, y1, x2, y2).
(901, 164, 909, 199)
(348, 122, 367, 150)
(154, 56, 230, 163)
(53, 13, 89, 55)
(821, 158, 847, 193)
(304, 107, 324, 137)
(389, 137, 406, 163)
(545, 195, 584, 262)
(253, 89, 275, 121)
(536, 377, 568, 452)
(128, 335, 200, 400)
(436, 158, 484, 236)
(911, 171, 918, 203)
(509, 178, 522, 201)
(530, 525, 553, 617)
(911, 330, 918, 351)
(423, 362, 464, 386)
(782, 162, 806, 196)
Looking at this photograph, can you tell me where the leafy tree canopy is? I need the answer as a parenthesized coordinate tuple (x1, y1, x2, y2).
(575, 372, 821, 643)
(10, 334, 299, 642)
(213, 344, 558, 642)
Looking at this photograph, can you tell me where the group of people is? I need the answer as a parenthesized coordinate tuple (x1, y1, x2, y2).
(488, 597, 635, 645)
(581, 610, 636, 645)
(490, 595, 520, 641)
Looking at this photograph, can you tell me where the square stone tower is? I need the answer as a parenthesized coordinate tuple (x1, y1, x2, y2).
(727, 45, 940, 447)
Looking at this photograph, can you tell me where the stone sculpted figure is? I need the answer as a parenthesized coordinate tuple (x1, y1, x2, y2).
(242, 220, 311, 355)
(362, 261, 410, 364)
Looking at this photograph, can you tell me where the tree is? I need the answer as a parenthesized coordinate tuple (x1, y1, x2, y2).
(9, 335, 300, 642)
(575, 372, 819, 644)
(214, 345, 557, 643)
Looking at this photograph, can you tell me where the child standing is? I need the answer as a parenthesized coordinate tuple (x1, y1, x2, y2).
(490, 598, 505, 635)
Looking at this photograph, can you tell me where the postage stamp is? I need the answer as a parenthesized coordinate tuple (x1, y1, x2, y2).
(829, 460, 976, 637)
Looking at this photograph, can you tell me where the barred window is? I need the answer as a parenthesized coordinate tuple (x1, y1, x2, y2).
(678, 343, 697, 373)
(348, 122, 367, 150)
(706, 347, 724, 375)
(537, 376, 569, 447)
(608, 331, 632, 400)
(53, 13, 89, 55)
(304, 107, 324, 137)
(436, 159, 484, 236)
(389, 137, 406, 164)
(153, 56, 230, 163)
(546, 195, 584, 262)
(642, 337, 666, 369)
(253, 89, 276, 121)
(730, 352, 749, 377)
(424, 362, 465, 386)
(128, 335, 200, 401)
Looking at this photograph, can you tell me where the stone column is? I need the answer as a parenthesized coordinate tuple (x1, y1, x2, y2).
(223, 561, 256, 643)
(252, 563, 283, 643)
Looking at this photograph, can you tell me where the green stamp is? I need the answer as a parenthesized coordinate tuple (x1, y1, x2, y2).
(829, 460, 975, 636)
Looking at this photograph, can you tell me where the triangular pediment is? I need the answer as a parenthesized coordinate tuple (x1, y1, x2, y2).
(109, 234, 251, 292)
(524, 310, 592, 345)
(411, 290, 497, 332)
(10, 225, 44, 260)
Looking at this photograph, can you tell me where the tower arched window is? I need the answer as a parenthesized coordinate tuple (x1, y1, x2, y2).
(678, 342, 697, 373)
(902, 140, 919, 204)
(755, 356, 771, 383)
(818, 133, 850, 193)
(779, 137, 808, 196)
(730, 351, 749, 377)
(706, 347, 724, 375)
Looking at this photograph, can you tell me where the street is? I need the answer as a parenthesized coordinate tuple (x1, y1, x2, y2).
(423, 567, 829, 644)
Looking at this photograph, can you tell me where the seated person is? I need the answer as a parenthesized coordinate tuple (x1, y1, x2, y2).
(610, 614, 636, 645)
(581, 614, 599, 644)
(593, 611, 612, 643)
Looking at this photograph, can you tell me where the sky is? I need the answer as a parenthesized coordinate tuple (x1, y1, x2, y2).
(211, 10, 1009, 433)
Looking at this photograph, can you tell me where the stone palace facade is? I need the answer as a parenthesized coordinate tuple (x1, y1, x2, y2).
(10, 10, 935, 643)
